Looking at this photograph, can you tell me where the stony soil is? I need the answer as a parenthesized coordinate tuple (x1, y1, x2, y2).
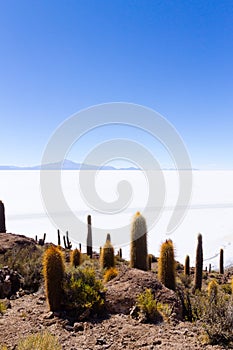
(0, 290, 224, 350)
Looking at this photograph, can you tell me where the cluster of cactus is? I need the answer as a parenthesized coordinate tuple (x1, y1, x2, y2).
(63, 231, 72, 249)
(194, 233, 203, 292)
(130, 212, 148, 271)
(71, 248, 81, 268)
(86, 215, 93, 258)
(43, 245, 65, 311)
(100, 234, 115, 269)
(0, 200, 6, 233)
(158, 239, 176, 291)
(35, 233, 46, 246)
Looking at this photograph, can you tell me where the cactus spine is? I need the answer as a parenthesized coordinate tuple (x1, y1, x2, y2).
(71, 248, 81, 268)
(219, 248, 224, 274)
(87, 215, 93, 258)
(0, 200, 6, 233)
(208, 280, 218, 304)
(158, 239, 176, 290)
(194, 233, 203, 292)
(43, 245, 65, 311)
(130, 212, 148, 271)
(184, 255, 190, 276)
(100, 237, 115, 269)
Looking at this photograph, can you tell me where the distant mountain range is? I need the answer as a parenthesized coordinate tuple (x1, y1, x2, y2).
(0, 159, 140, 171)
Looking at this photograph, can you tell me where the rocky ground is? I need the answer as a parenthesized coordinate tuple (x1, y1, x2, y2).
(0, 290, 224, 350)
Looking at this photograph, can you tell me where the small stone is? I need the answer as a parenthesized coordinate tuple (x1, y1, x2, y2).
(44, 311, 54, 319)
(153, 340, 162, 345)
(74, 322, 84, 332)
(96, 338, 106, 345)
(65, 325, 74, 332)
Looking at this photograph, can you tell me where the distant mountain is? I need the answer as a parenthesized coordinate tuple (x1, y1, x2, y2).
(0, 159, 139, 171)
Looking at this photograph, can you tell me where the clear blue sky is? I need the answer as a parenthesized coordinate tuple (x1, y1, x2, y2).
(0, 0, 232, 169)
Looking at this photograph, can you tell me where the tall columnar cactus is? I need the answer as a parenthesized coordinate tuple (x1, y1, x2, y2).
(158, 239, 176, 290)
(57, 229, 61, 246)
(130, 212, 148, 271)
(43, 245, 65, 311)
(70, 248, 81, 268)
(209, 263, 211, 273)
(0, 200, 6, 233)
(87, 215, 93, 258)
(100, 238, 115, 269)
(194, 233, 203, 292)
(219, 248, 224, 274)
(106, 233, 111, 242)
(184, 255, 190, 276)
(208, 280, 218, 304)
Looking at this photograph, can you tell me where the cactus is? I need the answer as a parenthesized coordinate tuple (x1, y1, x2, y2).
(130, 212, 148, 271)
(38, 233, 46, 246)
(0, 201, 6, 233)
(209, 263, 211, 273)
(43, 245, 65, 311)
(158, 239, 176, 290)
(106, 233, 111, 242)
(119, 248, 122, 259)
(148, 254, 152, 270)
(79, 243, 82, 252)
(208, 280, 218, 304)
(70, 248, 81, 268)
(194, 233, 203, 292)
(100, 238, 115, 269)
(65, 231, 72, 249)
(57, 229, 61, 246)
(86, 215, 93, 258)
(184, 255, 190, 276)
(219, 248, 224, 274)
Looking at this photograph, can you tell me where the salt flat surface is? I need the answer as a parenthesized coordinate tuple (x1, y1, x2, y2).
(1, 170, 233, 268)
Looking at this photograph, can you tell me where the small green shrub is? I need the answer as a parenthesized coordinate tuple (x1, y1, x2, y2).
(191, 290, 233, 345)
(17, 331, 61, 350)
(104, 267, 118, 282)
(64, 266, 104, 316)
(136, 288, 161, 322)
(221, 283, 232, 295)
(0, 245, 43, 292)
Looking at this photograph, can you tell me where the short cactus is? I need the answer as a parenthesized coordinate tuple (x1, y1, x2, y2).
(219, 248, 224, 274)
(208, 279, 218, 304)
(43, 245, 65, 311)
(130, 212, 148, 271)
(148, 254, 152, 270)
(0, 201, 6, 233)
(71, 248, 81, 268)
(194, 233, 203, 292)
(184, 255, 190, 276)
(158, 239, 176, 290)
(100, 238, 115, 269)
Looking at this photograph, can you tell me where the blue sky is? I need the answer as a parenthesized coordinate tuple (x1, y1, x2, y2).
(0, 0, 233, 169)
